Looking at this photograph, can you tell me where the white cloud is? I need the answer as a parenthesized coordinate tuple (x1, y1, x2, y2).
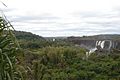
(1, 0, 120, 36)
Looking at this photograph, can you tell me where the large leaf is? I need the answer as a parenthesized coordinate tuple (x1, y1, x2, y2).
(0, 39, 11, 49)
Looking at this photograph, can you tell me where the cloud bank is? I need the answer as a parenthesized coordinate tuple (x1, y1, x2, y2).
(2, 0, 120, 37)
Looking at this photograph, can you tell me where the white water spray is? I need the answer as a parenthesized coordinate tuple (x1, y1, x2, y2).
(101, 41, 105, 49)
(86, 40, 106, 57)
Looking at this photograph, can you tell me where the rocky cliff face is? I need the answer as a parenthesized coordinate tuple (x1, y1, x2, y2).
(67, 35, 120, 51)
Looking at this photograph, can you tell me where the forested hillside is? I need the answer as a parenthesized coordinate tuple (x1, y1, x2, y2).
(14, 31, 45, 40)
(14, 31, 72, 49)
(13, 31, 120, 80)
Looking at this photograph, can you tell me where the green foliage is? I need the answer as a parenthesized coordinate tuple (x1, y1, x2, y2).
(14, 31, 73, 49)
(14, 31, 44, 40)
(0, 16, 22, 80)
(14, 30, 120, 80)
(21, 45, 120, 80)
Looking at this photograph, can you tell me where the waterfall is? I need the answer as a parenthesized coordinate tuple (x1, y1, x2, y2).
(109, 41, 112, 50)
(96, 41, 98, 46)
(98, 41, 101, 45)
(89, 48, 97, 54)
(86, 40, 105, 57)
(86, 47, 97, 57)
(85, 40, 113, 58)
(101, 41, 105, 49)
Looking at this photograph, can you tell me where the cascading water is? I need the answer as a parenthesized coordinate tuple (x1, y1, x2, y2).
(101, 41, 105, 49)
(86, 40, 112, 57)
(86, 47, 97, 58)
(86, 40, 106, 57)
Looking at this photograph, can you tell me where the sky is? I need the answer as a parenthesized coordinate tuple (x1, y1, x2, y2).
(0, 0, 120, 37)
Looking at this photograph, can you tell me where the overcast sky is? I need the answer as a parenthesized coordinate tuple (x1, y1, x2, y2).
(1, 0, 120, 37)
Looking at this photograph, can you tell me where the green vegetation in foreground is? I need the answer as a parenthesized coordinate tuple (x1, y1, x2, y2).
(0, 16, 23, 80)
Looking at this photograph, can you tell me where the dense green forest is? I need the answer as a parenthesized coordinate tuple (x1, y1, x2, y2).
(14, 31, 72, 49)
(14, 31, 120, 80)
